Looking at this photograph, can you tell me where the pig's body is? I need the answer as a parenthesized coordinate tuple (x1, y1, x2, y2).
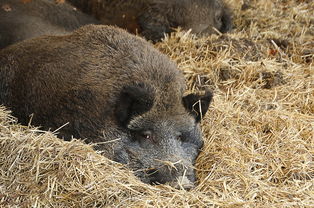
(0, 25, 212, 188)
(0, 0, 232, 48)
(67, 0, 233, 42)
(0, 0, 98, 48)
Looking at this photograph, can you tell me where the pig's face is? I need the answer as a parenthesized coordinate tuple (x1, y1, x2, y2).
(178, 0, 233, 35)
(116, 114, 203, 188)
(114, 83, 212, 188)
(138, 0, 232, 42)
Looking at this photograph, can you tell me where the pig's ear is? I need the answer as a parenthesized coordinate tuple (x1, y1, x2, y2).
(138, 10, 172, 42)
(182, 91, 213, 122)
(115, 83, 155, 126)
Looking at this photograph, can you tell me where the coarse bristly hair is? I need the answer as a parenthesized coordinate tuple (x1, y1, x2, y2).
(0, 24, 213, 190)
(67, 0, 233, 42)
(0, 0, 313, 207)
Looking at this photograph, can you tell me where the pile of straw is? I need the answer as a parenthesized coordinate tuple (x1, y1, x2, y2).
(1, 0, 313, 207)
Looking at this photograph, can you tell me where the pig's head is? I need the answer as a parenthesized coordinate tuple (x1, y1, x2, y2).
(138, 0, 232, 42)
(114, 82, 213, 189)
(173, 0, 233, 35)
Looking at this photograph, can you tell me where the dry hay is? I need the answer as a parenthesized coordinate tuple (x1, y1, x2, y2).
(0, 0, 313, 207)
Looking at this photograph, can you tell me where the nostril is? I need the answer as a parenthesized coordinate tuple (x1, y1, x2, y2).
(145, 168, 164, 185)
(146, 168, 158, 176)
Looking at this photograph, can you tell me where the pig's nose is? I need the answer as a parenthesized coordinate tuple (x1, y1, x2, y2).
(145, 168, 162, 185)
(146, 168, 158, 176)
(171, 176, 195, 190)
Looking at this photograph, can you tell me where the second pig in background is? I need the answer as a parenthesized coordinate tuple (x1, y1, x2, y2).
(67, 0, 233, 42)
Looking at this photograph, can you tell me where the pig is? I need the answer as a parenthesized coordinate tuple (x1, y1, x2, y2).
(67, 0, 233, 42)
(0, 0, 232, 48)
(0, 0, 99, 48)
(0, 25, 213, 188)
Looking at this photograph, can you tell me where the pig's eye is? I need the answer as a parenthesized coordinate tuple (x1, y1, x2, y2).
(176, 133, 185, 142)
(215, 16, 222, 23)
(131, 130, 154, 142)
(134, 130, 154, 141)
(141, 130, 152, 140)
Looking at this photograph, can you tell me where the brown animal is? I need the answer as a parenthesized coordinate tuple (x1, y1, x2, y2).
(0, 25, 212, 188)
(67, 0, 233, 42)
(0, 0, 99, 48)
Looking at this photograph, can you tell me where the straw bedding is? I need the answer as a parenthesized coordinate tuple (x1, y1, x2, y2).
(0, 0, 313, 207)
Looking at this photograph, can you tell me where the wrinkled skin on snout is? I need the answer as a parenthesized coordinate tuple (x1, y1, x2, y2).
(0, 25, 213, 188)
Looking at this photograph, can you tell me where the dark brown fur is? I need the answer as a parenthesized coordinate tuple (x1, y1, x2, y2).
(67, 0, 233, 42)
(0, 25, 212, 188)
(0, 0, 232, 48)
(0, 0, 98, 48)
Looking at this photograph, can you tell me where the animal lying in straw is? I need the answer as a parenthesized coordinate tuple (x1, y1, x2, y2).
(0, 0, 232, 48)
(0, 0, 99, 48)
(0, 25, 213, 188)
(67, 0, 233, 42)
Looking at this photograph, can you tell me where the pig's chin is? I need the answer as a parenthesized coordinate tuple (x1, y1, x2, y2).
(125, 160, 197, 190)
(133, 168, 196, 190)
